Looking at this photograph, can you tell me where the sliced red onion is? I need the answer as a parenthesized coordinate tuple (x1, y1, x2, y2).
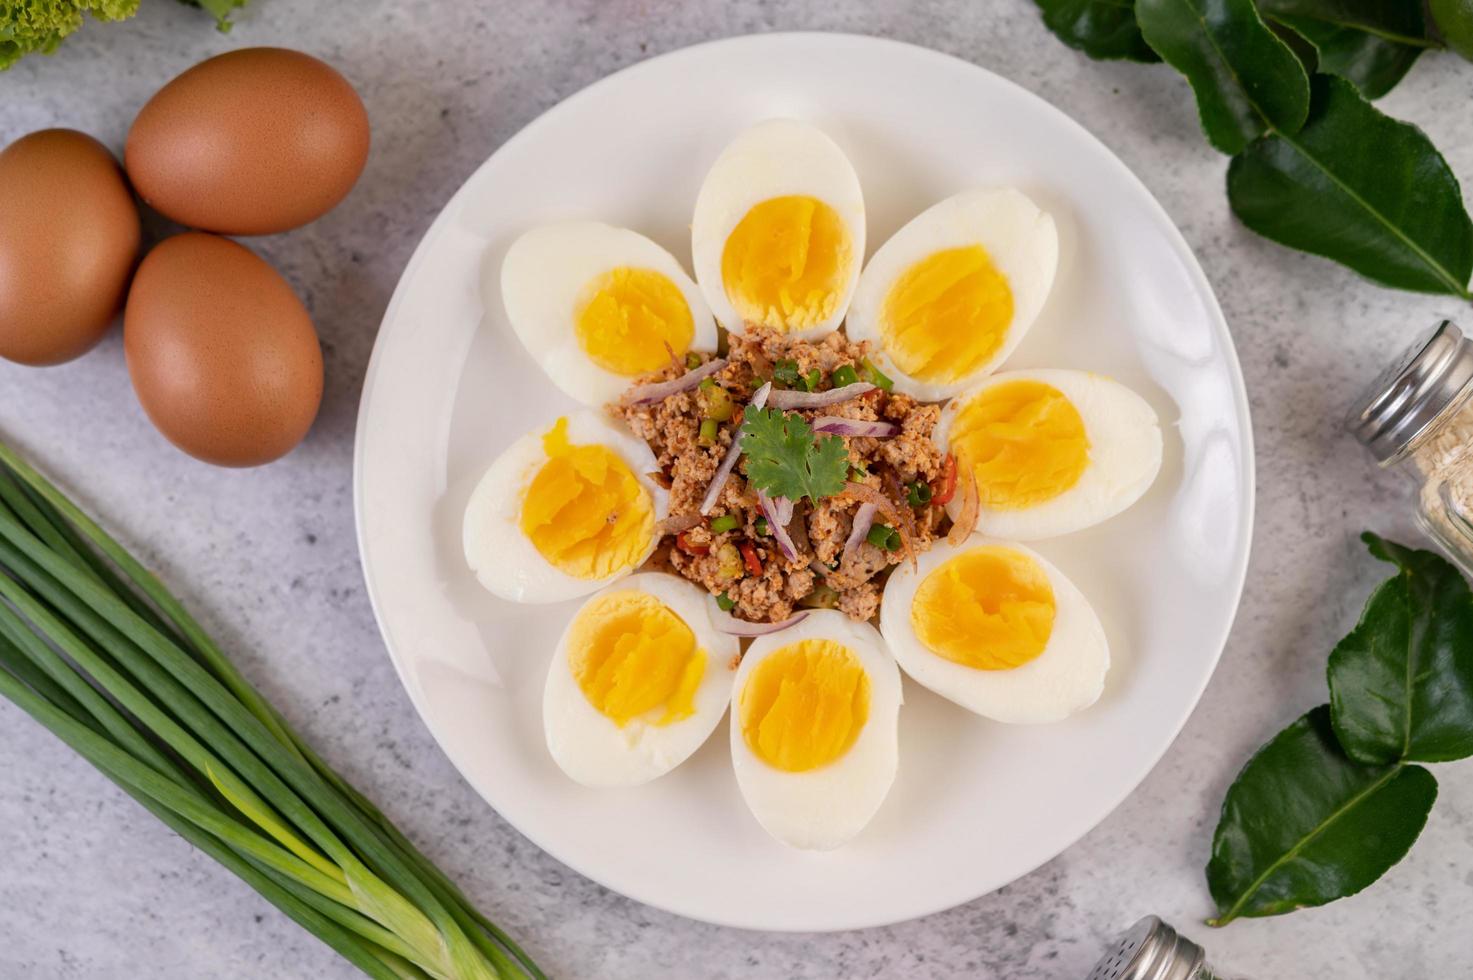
(809, 558, 831, 578)
(758, 492, 798, 563)
(812, 417, 899, 438)
(766, 382, 874, 410)
(621, 358, 727, 406)
(699, 382, 770, 515)
(654, 514, 702, 537)
(842, 502, 878, 562)
(712, 608, 809, 637)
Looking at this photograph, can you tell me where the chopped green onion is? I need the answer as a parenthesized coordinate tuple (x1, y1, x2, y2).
(866, 523, 895, 550)
(698, 418, 719, 447)
(804, 368, 822, 392)
(860, 357, 894, 392)
(849, 465, 869, 482)
(831, 364, 859, 388)
(0, 443, 543, 980)
(773, 359, 803, 388)
(710, 514, 739, 534)
(699, 381, 735, 422)
(716, 592, 736, 611)
(754, 517, 770, 536)
(907, 481, 933, 507)
(685, 352, 702, 370)
(798, 583, 840, 609)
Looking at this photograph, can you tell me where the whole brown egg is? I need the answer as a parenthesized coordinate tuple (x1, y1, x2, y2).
(125, 48, 370, 236)
(0, 129, 141, 366)
(124, 233, 323, 467)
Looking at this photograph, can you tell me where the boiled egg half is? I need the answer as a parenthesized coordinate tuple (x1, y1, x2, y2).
(881, 536, 1108, 723)
(846, 188, 1058, 401)
(729, 611, 901, 850)
(934, 369, 1162, 540)
(544, 573, 739, 787)
(501, 221, 718, 406)
(463, 411, 668, 603)
(691, 119, 865, 339)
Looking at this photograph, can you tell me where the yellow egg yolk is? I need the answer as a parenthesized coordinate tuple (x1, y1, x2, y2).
(881, 245, 1014, 384)
(949, 380, 1090, 510)
(519, 418, 654, 579)
(720, 195, 851, 332)
(739, 639, 870, 773)
(574, 266, 694, 376)
(911, 546, 1056, 670)
(567, 591, 705, 727)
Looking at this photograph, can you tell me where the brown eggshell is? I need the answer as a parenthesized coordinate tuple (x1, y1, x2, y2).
(0, 129, 141, 366)
(125, 48, 370, 235)
(125, 233, 323, 467)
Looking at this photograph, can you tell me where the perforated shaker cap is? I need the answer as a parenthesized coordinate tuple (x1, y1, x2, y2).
(1348, 320, 1473, 464)
(1085, 916, 1206, 980)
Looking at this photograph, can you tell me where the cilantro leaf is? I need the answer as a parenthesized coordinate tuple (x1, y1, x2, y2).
(739, 408, 850, 503)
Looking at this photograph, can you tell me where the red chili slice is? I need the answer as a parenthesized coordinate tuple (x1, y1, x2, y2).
(676, 531, 709, 556)
(932, 454, 958, 506)
(738, 540, 763, 577)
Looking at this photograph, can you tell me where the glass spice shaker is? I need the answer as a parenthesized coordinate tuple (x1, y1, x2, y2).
(1348, 319, 1473, 575)
(1086, 916, 1242, 980)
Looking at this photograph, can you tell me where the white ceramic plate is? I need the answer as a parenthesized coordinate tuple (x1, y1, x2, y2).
(354, 33, 1253, 932)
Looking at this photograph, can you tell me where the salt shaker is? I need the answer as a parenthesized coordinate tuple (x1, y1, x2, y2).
(1086, 916, 1239, 980)
(1348, 319, 1473, 574)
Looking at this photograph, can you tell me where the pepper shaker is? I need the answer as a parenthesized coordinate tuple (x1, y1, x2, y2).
(1349, 319, 1473, 574)
(1087, 916, 1241, 980)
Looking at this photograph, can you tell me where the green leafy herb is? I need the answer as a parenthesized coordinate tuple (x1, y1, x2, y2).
(1328, 533, 1473, 764)
(1228, 75, 1473, 297)
(1033, 0, 1162, 61)
(1206, 534, 1473, 926)
(1135, 0, 1311, 154)
(1431, 0, 1473, 60)
(739, 407, 849, 504)
(1207, 706, 1437, 925)
(754, 516, 770, 536)
(1036, 0, 1473, 301)
(1262, 0, 1428, 98)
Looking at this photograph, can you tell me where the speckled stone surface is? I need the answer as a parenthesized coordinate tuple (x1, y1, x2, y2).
(4, 2, 1473, 977)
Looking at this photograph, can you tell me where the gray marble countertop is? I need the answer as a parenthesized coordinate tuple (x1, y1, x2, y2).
(4, 2, 1473, 977)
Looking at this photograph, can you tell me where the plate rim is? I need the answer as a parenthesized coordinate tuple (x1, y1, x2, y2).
(353, 30, 1256, 932)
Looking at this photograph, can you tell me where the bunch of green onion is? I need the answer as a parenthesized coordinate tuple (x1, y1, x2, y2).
(0, 443, 543, 980)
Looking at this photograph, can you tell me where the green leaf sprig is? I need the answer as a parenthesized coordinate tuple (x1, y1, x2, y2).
(1034, 0, 1473, 301)
(738, 407, 850, 504)
(1207, 533, 1473, 925)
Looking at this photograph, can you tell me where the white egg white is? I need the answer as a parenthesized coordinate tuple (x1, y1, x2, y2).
(934, 368, 1163, 540)
(690, 119, 866, 340)
(847, 187, 1059, 401)
(880, 535, 1108, 723)
(729, 611, 901, 851)
(463, 410, 668, 603)
(544, 573, 739, 787)
(500, 221, 717, 406)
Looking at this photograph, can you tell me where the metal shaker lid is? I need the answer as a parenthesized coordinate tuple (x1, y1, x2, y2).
(1086, 916, 1205, 980)
(1348, 320, 1473, 463)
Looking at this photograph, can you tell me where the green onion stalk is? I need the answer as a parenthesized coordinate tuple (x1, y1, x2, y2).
(0, 441, 545, 980)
